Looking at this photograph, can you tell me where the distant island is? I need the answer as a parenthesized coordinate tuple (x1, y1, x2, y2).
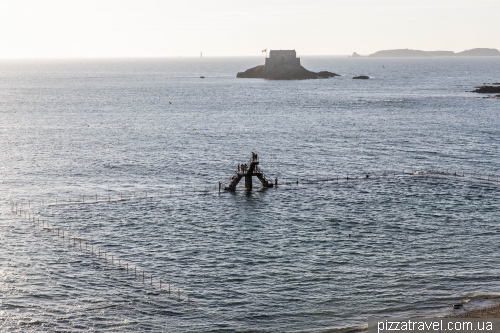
(351, 48, 500, 57)
(237, 50, 340, 80)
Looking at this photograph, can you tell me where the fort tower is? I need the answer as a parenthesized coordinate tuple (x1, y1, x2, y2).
(264, 50, 301, 73)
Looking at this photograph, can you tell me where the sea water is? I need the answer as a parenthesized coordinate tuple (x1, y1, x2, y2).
(1, 56, 499, 332)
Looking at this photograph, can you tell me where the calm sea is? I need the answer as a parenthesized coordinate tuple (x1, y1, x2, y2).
(1, 56, 499, 332)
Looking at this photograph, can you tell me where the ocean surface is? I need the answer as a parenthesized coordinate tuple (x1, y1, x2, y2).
(1, 56, 499, 332)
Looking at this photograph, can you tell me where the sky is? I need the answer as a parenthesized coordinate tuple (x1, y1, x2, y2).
(0, 0, 498, 58)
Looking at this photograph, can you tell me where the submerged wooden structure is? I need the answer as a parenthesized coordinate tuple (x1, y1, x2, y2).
(224, 154, 274, 191)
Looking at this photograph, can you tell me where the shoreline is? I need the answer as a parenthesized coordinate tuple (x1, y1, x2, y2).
(447, 303, 500, 318)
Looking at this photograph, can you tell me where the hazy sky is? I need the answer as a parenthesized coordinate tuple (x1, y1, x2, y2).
(1, 0, 498, 58)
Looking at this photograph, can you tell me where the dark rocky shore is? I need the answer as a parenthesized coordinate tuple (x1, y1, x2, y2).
(472, 85, 500, 99)
(472, 86, 500, 93)
(236, 65, 340, 80)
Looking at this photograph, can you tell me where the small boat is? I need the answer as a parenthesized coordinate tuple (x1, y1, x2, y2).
(200, 76, 205, 79)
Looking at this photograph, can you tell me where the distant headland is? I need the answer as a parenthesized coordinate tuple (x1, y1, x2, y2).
(237, 50, 340, 80)
(351, 48, 500, 57)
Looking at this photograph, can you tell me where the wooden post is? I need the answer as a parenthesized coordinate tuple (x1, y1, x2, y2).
(245, 174, 252, 190)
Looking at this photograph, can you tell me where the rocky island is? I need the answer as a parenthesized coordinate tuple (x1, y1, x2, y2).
(237, 50, 340, 80)
(365, 48, 500, 57)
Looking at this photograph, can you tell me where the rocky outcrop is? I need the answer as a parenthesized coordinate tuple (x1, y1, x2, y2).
(236, 65, 340, 80)
(351, 52, 362, 57)
(472, 86, 500, 93)
(480, 94, 500, 99)
(353, 75, 369, 79)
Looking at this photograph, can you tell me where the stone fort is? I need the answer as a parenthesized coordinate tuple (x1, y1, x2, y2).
(264, 50, 301, 72)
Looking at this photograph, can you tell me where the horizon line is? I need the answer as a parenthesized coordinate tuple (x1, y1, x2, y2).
(1, 47, 498, 60)
(0, 54, 355, 60)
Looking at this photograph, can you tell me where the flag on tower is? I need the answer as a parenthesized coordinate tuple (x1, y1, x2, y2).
(262, 49, 266, 53)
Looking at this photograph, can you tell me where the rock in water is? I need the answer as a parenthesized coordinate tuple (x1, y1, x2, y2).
(316, 71, 340, 78)
(351, 52, 362, 57)
(472, 86, 500, 93)
(236, 50, 340, 80)
(353, 75, 370, 79)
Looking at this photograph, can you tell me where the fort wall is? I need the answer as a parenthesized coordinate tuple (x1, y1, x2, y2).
(264, 50, 301, 72)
